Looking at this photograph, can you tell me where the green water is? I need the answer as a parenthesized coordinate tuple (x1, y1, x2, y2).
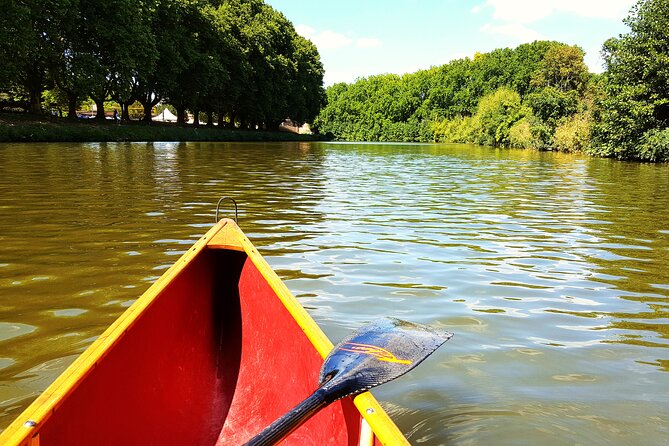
(0, 142, 668, 445)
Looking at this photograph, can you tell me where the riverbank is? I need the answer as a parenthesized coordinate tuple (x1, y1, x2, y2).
(0, 114, 327, 143)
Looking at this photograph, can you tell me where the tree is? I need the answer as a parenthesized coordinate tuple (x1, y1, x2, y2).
(153, 0, 209, 125)
(185, 4, 229, 126)
(421, 59, 477, 120)
(531, 45, 590, 93)
(0, 0, 28, 95)
(474, 87, 526, 147)
(71, 0, 157, 120)
(315, 41, 570, 143)
(236, 2, 296, 129)
(594, 0, 669, 161)
(510, 41, 564, 96)
(525, 87, 579, 128)
(0, 0, 67, 113)
(288, 34, 326, 123)
(133, 0, 178, 122)
(48, 0, 96, 119)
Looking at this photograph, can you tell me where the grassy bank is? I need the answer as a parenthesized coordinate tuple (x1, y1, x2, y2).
(0, 114, 327, 143)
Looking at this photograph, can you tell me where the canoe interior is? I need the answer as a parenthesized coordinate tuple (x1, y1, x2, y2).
(20, 245, 376, 445)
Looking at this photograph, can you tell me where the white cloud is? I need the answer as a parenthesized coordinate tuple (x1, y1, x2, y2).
(295, 25, 352, 50)
(315, 30, 354, 50)
(482, 0, 635, 23)
(356, 37, 382, 49)
(294, 24, 315, 37)
(475, 1, 634, 49)
(295, 24, 381, 51)
(480, 22, 543, 42)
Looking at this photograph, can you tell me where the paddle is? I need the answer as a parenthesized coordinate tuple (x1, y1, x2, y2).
(244, 317, 453, 446)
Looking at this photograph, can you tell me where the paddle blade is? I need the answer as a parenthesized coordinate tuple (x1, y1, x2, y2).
(318, 317, 452, 402)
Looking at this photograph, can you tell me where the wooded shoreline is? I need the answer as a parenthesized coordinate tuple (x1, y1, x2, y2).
(315, 1, 669, 163)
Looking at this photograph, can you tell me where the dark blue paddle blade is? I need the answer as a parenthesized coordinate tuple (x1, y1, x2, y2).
(245, 317, 453, 446)
(318, 317, 453, 402)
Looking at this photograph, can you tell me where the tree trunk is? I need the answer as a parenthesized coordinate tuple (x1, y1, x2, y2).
(207, 110, 214, 126)
(193, 110, 200, 126)
(142, 101, 153, 123)
(93, 98, 106, 121)
(218, 110, 226, 127)
(176, 106, 186, 126)
(28, 89, 41, 114)
(121, 100, 132, 122)
(25, 66, 44, 114)
(67, 94, 78, 120)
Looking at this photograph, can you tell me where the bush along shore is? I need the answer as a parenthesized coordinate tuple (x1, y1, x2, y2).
(0, 115, 327, 143)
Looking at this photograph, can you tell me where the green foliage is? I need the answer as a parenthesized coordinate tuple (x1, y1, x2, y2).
(591, 83, 657, 159)
(638, 128, 669, 162)
(420, 59, 478, 119)
(553, 112, 592, 152)
(509, 118, 537, 149)
(314, 73, 426, 141)
(525, 87, 579, 128)
(0, 0, 28, 87)
(527, 117, 555, 149)
(316, 41, 594, 149)
(593, 0, 669, 160)
(474, 87, 526, 146)
(431, 116, 477, 143)
(432, 88, 530, 147)
(508, 41, 565, 96)
(530, 45, 590, 93)
(0, 0, 325, 127)
(0, 0, 70, 113)
(42, 88, 69, 114)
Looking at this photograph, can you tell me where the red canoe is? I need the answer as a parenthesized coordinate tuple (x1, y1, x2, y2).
(0, 219, 409, 445)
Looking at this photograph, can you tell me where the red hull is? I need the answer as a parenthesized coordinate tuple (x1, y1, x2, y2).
(0, 220, 407, 445)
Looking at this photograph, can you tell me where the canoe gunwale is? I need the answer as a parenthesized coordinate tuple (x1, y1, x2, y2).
(0, 219, 409, 446)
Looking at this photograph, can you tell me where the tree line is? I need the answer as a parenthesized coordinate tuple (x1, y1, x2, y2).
(315, 0, 669, 162)
(0, 0, 325, 129)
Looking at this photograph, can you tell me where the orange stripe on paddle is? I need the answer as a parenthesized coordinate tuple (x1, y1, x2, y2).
(339, 342, 412, 365)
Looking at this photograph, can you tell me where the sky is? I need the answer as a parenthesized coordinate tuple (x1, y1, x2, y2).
(264, 0, 637, 86)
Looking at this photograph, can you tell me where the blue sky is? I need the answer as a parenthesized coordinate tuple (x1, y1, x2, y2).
(265, 0, 637, 85)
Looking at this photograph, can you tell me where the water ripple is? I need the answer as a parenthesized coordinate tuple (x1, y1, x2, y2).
(0, 142, 668, 443)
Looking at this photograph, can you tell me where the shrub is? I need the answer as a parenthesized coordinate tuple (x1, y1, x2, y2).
(639, 128, 669, 162)
(475, 87, 524, 147)
(431, 115, 477, 143)
(525, 87, 579, 128)
(509, 117, 537, 149)
(553, 112, 592, 152)
(528, 118, 554, 150)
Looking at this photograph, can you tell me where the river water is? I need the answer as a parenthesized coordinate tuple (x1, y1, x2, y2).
(0, 142, 667, 444)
